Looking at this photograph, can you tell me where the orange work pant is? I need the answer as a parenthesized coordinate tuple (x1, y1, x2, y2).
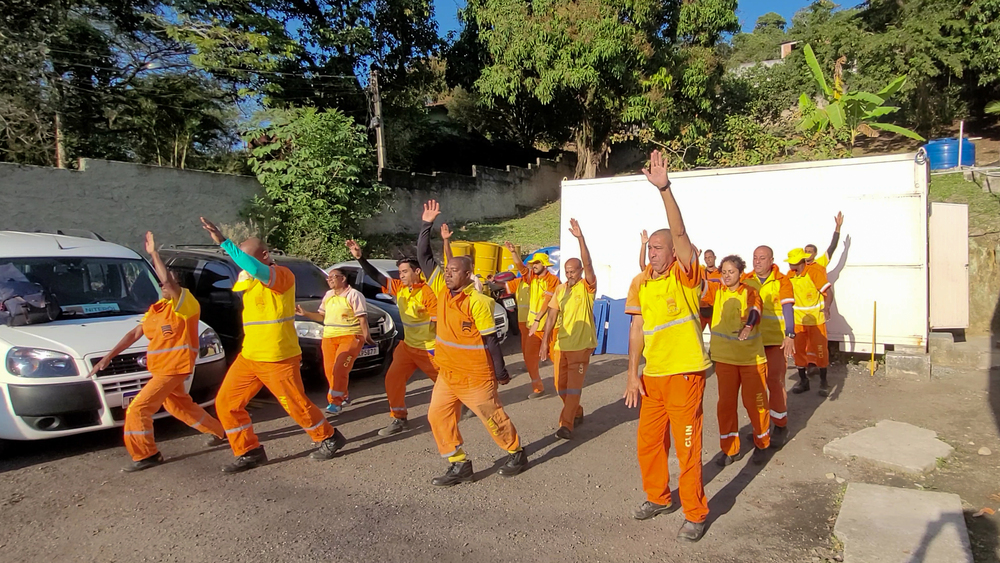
(385, 343, 439, 419)
(553, 348, 594, 430)
(522, 325, 553, 393)
(124, 373, 224, 461)
(715, 362, 771, 455)
(638, 373, 709, 523)
(216, 354, 334, 456)
(323, 335, 365, 406)
(794, 323, 829, 368)
(428, 368, 521, 457)
(764, 346, 788, 428)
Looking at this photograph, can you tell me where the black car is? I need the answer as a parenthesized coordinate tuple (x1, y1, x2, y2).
(159, 246, 398, 377)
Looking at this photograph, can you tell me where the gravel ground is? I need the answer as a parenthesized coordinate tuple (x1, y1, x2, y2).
(2, 343, 998, 563)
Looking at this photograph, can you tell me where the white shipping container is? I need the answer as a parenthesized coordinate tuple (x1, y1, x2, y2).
(559, 152, 937, 350)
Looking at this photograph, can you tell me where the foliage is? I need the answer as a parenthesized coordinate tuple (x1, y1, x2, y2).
(987, 101, 1000, 115)
(245, 107, 389, 264)
(968, 0, 1000, 87)
(797, 44, 925, 148)
(709, 115, 788, 168)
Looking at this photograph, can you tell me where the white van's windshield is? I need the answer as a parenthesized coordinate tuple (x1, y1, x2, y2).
(2, 257, 162, 318)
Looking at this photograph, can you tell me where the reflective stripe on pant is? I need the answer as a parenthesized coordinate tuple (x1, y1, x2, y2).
(385, 343, 439, 419)
(764, 345, 788, 427)
(216, 354, 334, 456)
(522, 326, 552, 393)
(323, 335, 365, 406)
(124, 373, 225, 461)
(553, 348, 593, 430)
(428, 368, 520, 456)
(793, 323, 829, 368)
(638, 373, 708, 524)
(715, 362, 771, 454)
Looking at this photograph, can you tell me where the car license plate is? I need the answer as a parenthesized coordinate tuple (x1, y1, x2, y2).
(122, 390, 140, 408)
(502, 298, 516, 309)
(359, 345, 378, 358)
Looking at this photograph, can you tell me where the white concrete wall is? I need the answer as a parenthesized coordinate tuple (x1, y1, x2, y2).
(0, 159, 262, 250)
(363, 156, 573, 235)
(560, 153, 931, 349)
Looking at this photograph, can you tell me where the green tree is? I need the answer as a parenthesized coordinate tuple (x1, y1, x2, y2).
(755, 12, 787, 32)
(245, 107, 389, 264)
(797, 43, 925, 148)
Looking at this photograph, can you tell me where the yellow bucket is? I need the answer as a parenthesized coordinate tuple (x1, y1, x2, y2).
(500, 244, 521, 274)
(446, 241, 473, 265)
(473, 242, 501, 279)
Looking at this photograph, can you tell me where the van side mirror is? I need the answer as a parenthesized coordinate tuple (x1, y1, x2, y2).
(375, 293, 395, 303)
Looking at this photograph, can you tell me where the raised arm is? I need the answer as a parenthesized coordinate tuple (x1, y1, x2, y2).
(144, 231, 179, 301)
(639, 230, 648, 271)
(642, 150, 694, 269)
(569, 218, 596, 286)
(417, 200, 442, 275)
(825, 212, 844, 261)
(201, 217, 270, 284)
(441, 223, 454, 264)
(346, 240, 389, 288)
(503, 241, 528, 275)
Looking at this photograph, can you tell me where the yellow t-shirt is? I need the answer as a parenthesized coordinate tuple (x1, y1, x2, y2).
(549, 279, 598, 352)
(526, 270, 559, 327)
(384, 279, 437, 350)
(234, 265, 301, 362)
(625, 261, 711, 377)
(318, 287, 366, 338)
(702, 282, 766, 366)
(790, 264, 830, 327)
(742, 266, 795, 347)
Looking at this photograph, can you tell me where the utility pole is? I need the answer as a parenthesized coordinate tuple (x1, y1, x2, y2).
(54, 112, 66, 169)
(370, 69, 386, 180)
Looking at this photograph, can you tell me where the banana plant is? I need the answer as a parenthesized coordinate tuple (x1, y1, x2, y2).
(987, 101, 1000, 115)
(797, 43, 925, 148)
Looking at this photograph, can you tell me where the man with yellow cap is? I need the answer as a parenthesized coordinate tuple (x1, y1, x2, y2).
(786, 248, 833, 396)
(503, 243, 560, 399)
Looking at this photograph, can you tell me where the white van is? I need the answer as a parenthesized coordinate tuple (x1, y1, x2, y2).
(0, 231, 227, 444)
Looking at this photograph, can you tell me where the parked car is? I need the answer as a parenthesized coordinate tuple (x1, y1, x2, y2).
(159, 246, 397, 377)
(327, 260, 510, 343)
(0, 231, 227, 444)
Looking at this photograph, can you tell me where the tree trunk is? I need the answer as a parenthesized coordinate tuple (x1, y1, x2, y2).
(574, 117, 606, 179)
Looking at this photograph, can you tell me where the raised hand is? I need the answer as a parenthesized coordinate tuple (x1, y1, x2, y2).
(568, 218, 583, 239)
(640, 230, 649, 245)
(345, 239, 362, 259)
(144, 231, 156, 255)
(641, 150, 670, 190)
(200, 217, 225, 245)
(503, 241, 516, 253)
(835, 211, 845, 230)
(440, 223, 453, 240)
(422, 200, 442, 223)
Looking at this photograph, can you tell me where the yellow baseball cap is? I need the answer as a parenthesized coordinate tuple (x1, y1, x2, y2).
(528, 252, 553, 267)
(785, 248, 810, 265)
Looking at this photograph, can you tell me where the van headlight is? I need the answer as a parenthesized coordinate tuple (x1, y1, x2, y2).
(6, 347, 80, 378)
(199, 327, 225, 358)
(295, 320, 324, 340)
(381, 315, 395, 336)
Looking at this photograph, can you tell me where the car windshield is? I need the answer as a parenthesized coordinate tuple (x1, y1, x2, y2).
(1, 257, 161, 318)
(284, 261, 330, 299)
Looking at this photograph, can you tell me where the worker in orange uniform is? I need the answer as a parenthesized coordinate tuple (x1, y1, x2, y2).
(703, 249, 722, 283)
(90, 231, 226, 472)
(418, 200, 527, 485)
(701, 255, 771, 465)
(743, 246, 796, 448)
(539, 218, 597, 440)
(624, 150, 710, 543)
(295, 266, 373, 415)
(200, 217, 345, 473)
(786, 248, 834, 397)
(503, 242, 560, 399)
(346, 239, 440, 437)
(805, 212, 844, 269)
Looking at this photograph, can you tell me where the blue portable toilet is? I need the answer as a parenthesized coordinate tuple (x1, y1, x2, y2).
(604, 298, 630, 355)
(592, 298, 611, 355)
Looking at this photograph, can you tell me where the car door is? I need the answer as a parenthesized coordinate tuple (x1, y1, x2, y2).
(195, 259, 242, 353)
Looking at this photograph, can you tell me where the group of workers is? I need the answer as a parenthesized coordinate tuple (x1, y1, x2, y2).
(92, 150, 845, 545)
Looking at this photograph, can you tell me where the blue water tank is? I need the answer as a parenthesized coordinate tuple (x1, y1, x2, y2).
(604, 298, 630, 355)
(924, 138, 976, 170)
(592, 298, 610, 355)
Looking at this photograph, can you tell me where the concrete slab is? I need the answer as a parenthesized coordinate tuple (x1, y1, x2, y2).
(929, 334, 997, 371)
(835, 483, 973, 563)
(823, 420, 954, 474)
(885, 350, 931, 381)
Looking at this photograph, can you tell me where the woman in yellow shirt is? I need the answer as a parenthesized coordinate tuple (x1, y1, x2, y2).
(297, 268, 372, 415)
(701, 255, 771, 467)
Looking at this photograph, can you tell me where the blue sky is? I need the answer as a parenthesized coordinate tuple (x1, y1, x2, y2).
(432, 0, 815, 38)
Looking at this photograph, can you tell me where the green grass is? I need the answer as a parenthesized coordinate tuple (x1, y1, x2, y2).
(366, 201, 561, 258)
(929, 172, 1000, 238)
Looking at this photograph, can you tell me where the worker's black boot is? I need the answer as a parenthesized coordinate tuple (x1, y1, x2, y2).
(677, 520, 707, 543)
(497, 449, 528, 477)
(122, 452, 163, 473)
(791, 369, 810, 394)
(818, 369, 830, 397)
(309, 429, 348, 460)
(632, 500, 679, 520)
(223, 446, 267, 473)
(770, 425, 788, 450)
(431, 461, 474, 486)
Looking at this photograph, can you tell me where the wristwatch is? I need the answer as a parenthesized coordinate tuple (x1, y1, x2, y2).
(657, 181, 672, 192)
(785, 331, 796, 339)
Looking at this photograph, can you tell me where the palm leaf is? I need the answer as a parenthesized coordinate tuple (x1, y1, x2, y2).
(843, 92, 885, 105)
(986, 101, 1000, 115)
(868, 122, 925, 141)
(877, 76, 907, 99)
(803, 44, 832, 97)
(864, 106, 899, 118)
(827, 102, 846, 130)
